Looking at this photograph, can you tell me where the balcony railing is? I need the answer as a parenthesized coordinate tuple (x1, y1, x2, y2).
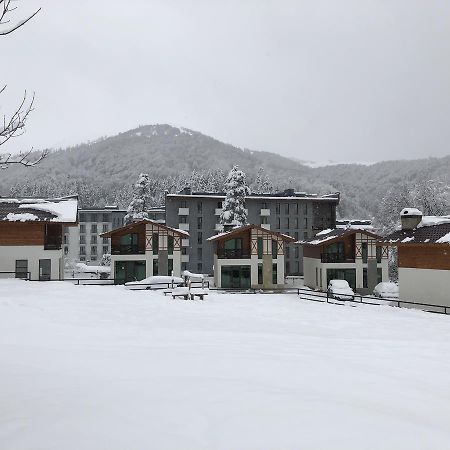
(111, 245, 145, 255)
(218, 249, 251, 259)
(321, 253, 355, 263)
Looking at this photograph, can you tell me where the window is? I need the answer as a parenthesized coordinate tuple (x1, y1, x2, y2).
(294, 217, 299, 229)
(363, 268, 368, 288)
(276, 217, 280, 229)
(102, 213, 109, 222)
(377, 268, 383, 284)
(63, 235, 68, 244)
(91, 256, 97, 261)
(79, 213, 86, 222)
(362, 242, 368, 263)
(272, 240, 277, 259)
(168, 258, 174, 275)
(326, 268, 356, 290)
(152, 233, 159, 255)
(91, 246, 97, 255)
(223, 238, 243, 258)
(103, 246, 109, 254)
(102, 224, 109, 232)
(197, 216, 202, 229)
(286, 261, 290, 275)
(295, 247, 300, 259)
(217, 201, 223, 208)
(275, 203, 281, 214)
(80, 246, 85, 255)
(90, 213, 97, 222)
(272, 264, 278, 284)
(376, 246, 382, 263)
(284, 217, 290, 228)
(179, 216, 187, 223)
(261, 216, 268, 225)
(285, 203, 290, 214)
(91, 235, 97, 244)
(286, 246, 290, 258)
(64, 246, 69, 255)
(79, 224, 86, 233)
(197, 247, 202, 260)
(257, 237, 263, 259)
(182, 247, 187, 255)
(80, 235, 86, 244)
(103, 237, 109, 244)
(180, 200, 187, 208)
(294, 232, 299, 240)
(168, 235, 174, 255)
(197, 232, 203, 245)
(79, 256, 86, 261)
(303, 231, 308, 240)
(295, 203, 299, 215)
(91, 224, 97, 233)
(15, 260, 28, 279)
(181, 262, 187, 271)
(197, 262, 203, 272)
(258, 263, 263, 284)
(197, 202, 203, 214)
(261, 202, 267, 209)
(304, 217, 308, 228)
(153, 259, 159, 276)
(303, 203, 308, 214)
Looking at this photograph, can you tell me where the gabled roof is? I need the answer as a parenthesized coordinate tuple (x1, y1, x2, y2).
(0, 197, 78, 224)
(379, 223, 450, 245)
(298, 228, 381, 246)
(100, 219, 189, 238)
(207, 224, 296, 243)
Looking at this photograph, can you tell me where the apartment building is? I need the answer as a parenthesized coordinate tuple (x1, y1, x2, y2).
(64, 206, 127, 264)
(165, 188, 339, 275)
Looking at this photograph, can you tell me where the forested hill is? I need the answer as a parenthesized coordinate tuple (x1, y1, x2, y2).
(1, 124, 449, 220)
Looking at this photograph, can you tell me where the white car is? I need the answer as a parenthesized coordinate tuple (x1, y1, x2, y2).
(327, 279, 355, 300)
(373, 282, 399, 299)
(125, 276, 184, 290)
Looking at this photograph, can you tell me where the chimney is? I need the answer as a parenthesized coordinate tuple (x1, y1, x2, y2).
(400, 207, 423, 230)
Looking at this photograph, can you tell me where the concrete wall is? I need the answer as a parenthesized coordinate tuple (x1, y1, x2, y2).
(399, 268, 450, 307)
(166, 194, 337, 277)
(0, 246, 62, 280)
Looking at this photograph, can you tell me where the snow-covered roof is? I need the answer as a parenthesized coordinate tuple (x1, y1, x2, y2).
(101, 219, 189, 238)
(298, 228, 381, 246)
(0, 197, 78, 223)
(336, 219, 374, 231)
(379, 220, 450, 245)
(207, 224, 296, 243)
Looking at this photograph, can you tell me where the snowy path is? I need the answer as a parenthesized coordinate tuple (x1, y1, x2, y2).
(1, 280, 450, 450)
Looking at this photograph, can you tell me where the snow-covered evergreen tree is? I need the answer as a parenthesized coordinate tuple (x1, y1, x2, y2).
(124, 173, 150, 224)
(100, 254, 111, 267)
(252, 167, 274, 194)
(220, 166, 251, 227)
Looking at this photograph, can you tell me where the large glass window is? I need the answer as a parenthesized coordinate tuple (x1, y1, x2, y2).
(326, 268, 356, 290)
(168, 258, 174, 275)
(223, 238, 243, 258)
(91, 224, 97, 233)
(258, 263, 263, 285)
(114, 260, 146, 284)
(272, 264, 278, 284)
(257, 237, 263, 259)
(376, 246, 382, 263)
(221, 266, 251, 288)
(362, 242, 368, 263)
(168, 235, 174, 255)
(153, 259, 159, 276)
(119, 233, 139, 253)
(272, 240, 278, 259)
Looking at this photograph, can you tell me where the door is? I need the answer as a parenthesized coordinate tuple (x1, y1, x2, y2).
(39, 259, 51, 281)
(114, 260, 146, 284)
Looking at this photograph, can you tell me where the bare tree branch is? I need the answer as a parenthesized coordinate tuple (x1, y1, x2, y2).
(0, 0, 45, 168)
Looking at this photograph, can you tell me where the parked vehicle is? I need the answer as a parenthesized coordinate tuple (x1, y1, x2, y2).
(327, 279, 355, 300)
(373, 282, 399, 299)
(125, 276, 184, 290)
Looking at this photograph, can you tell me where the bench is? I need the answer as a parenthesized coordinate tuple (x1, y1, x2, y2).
(171, 287, 190, 300)
(189, 288, 209, 300)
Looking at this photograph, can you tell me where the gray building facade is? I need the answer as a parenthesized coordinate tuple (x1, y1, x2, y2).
(165, 188, 339, 276)
(64, 206, 127, 265)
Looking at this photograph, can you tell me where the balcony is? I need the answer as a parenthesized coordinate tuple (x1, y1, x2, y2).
(218, 249, 251, 259)
(260, 209, 271, 216)
(111, 245, 145, 255)
(178, 208, 190, 216)
(181, 254, 190, 263)
(178, 223, 189, 231)
(181, 238, 190, 246)
(261, 223, 271, 230)
(215, 208, 223, 216)
(321, 253, 355, 263)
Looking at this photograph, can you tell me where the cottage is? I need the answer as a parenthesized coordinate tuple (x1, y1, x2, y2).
(0, 197, 78, 280)
(299, 228, 389, 293)
(101, 219, 189, 283)
(207, 224, 295, 289)
(379, 208, 450, 307)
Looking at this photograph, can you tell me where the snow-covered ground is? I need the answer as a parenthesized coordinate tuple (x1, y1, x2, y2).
(1, 280, 450, 450)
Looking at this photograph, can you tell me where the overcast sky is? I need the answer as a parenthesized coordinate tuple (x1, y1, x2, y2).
(2, 0, 450, 163)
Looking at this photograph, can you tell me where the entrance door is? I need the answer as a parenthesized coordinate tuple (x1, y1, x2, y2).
(39, 259, 51, 281)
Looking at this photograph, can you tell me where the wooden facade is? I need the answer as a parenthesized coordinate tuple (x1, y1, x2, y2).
(0, 222, 63, 248)
(398, 245, 450, 271)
